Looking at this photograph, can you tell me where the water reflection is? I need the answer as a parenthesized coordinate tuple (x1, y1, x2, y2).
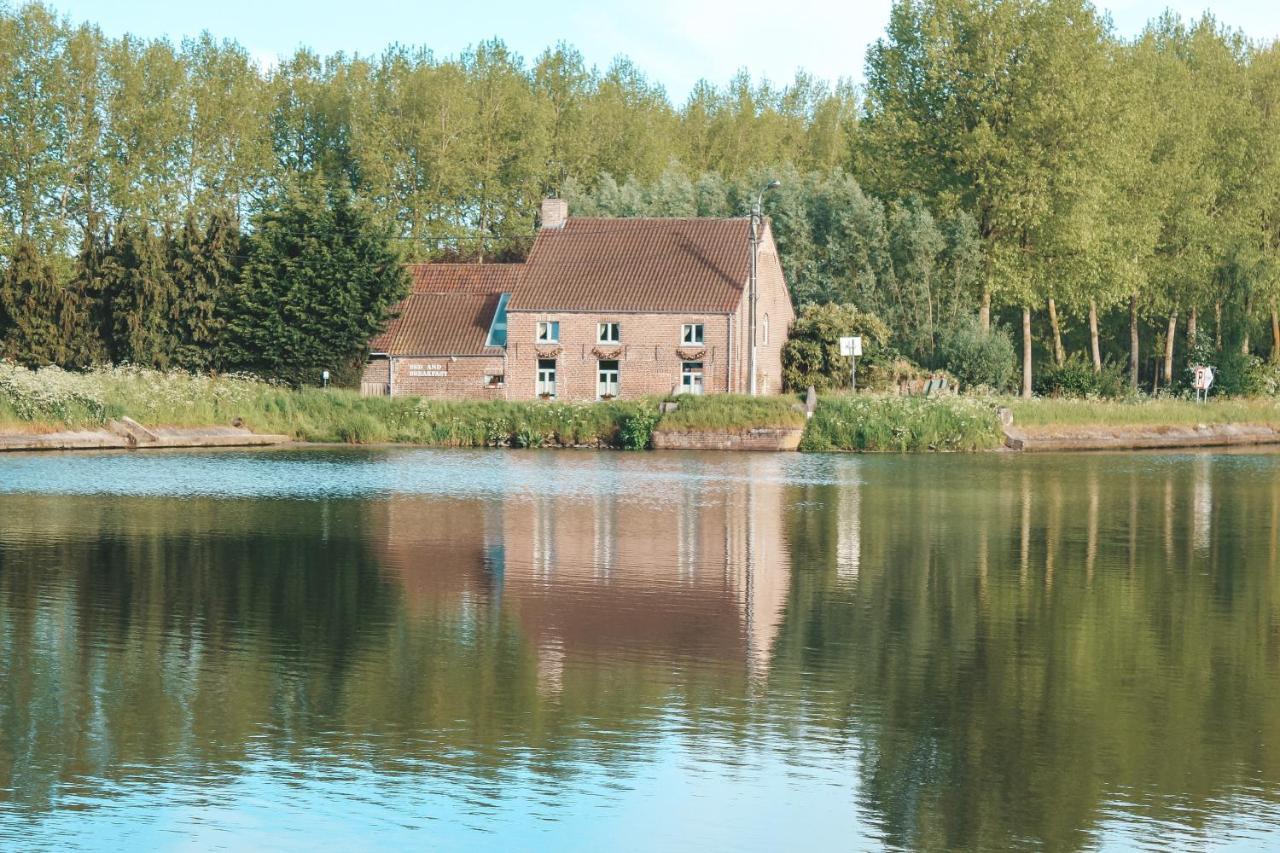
(370, 464, 790, 683)
(0, 449, 1279, 849)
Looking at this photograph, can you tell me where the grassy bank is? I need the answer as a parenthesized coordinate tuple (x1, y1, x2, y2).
(800, 394, 1005, 452)
(1006, 396, 1280, 429)
(653, 393, 806, 432)
(0, 364, 661, 448)
(5, 363, 1280, 453)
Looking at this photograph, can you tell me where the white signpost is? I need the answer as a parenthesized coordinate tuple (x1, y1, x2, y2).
(1192, 364, 1215, 403)
(840, 336, 863, 391)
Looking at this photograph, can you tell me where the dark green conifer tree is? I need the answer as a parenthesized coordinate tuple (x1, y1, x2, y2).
(220, 176, 408, 384)
(102, 223, 179, 367)
(168, 210, 239, 370)
(0, 239, 82, 366)
(64, 224, 111, 366)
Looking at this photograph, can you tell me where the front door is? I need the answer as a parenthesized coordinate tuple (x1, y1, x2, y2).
(537, 359, 557, 398)
(597, 360, 619, 399)
(680, 361, 704, 395)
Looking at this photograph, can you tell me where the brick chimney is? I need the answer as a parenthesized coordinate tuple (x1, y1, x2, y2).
(540, 197, 568, 230)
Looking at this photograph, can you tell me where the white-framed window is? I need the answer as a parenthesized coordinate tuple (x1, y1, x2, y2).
(537, 359, 557, 397)
(762, 313, 769, 345)
(680, 361, 704, 395)
(682, 323, 704, 345)
(597, 322, 620, 343)
(597, 360, 619, 399)
(537, 321, 560, 343)
(484, 373, 504, 388)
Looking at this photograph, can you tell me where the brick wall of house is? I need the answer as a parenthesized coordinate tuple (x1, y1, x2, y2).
(374, 355, 507, 399)
(755, 223, 796, 394)
(361, 358, 390, 392)
(732, 222, 795, 395)
(504, 312, 732, 400)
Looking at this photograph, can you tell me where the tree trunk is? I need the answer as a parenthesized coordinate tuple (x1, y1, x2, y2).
(1129, 295, 1139, 392)
(1163, 310, 1177, 386)
(1187, 306, 1197, 347)
(926, 289, 936, 358)
(1244, 295, 1255, 355)
(1215, 301, 1222, 350)
(980, 288, 991, 333)
(1088, 300, 1102, 374)
(1271, 301, 1280, 364)
(1047, 297, 1064, 366)
(1022, 307, 1033, 399)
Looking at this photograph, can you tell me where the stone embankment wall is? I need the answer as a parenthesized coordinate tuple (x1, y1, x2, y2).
(0, 418, 290, 453)
(650, 427, 803, 452)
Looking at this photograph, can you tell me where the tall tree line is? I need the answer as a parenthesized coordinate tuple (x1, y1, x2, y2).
(1, 0, 1278, 393)
(0, 3, 857, 263)
(858, 1, 1280, 393)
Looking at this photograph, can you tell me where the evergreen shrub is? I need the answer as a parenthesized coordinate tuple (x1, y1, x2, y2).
(936, 316, 1016, 392)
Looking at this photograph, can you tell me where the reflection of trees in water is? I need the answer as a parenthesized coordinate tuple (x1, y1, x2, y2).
(0, 470, 793, 811)
(0, 496, 396, 808)
(774, 455, 1280, 850)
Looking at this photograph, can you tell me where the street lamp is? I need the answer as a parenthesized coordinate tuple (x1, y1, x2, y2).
(748, 180, 781, 396)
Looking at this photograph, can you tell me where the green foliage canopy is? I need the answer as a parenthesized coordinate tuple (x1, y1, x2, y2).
(220, 179, 409, 384)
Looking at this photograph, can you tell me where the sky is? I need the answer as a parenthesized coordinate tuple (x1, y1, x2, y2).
(44, 0, 1280, 101)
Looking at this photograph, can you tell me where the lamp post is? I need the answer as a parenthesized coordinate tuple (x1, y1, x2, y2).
(748, 180, 780, 396)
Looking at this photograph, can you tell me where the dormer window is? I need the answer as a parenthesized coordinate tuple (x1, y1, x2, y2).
(537, 321, 560, 343)
(682, 323, 704, 345)
(598, 322, 620, 344)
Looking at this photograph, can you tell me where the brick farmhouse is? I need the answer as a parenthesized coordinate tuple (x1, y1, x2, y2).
(362, 199, 794, 400)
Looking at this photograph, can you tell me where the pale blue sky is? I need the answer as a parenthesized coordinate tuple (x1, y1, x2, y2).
(44, 0, 1280, 100)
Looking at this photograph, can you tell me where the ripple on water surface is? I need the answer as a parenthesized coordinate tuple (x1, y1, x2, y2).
(1, 448, 1279, 850)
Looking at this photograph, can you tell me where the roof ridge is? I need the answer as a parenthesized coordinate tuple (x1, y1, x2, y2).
(564, 216, 751, 222)
(404, 261, 526, 267)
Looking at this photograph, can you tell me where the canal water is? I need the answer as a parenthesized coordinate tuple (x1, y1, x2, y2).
(1, 448, 1278, 850)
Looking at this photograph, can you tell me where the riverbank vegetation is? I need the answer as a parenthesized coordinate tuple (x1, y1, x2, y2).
(800, 395, 1005, 453)
(1005, 397, 1280, 430)
(8, 365, 1280, 451)
(653, 394, 806, 432)
(0, 364, 665, 447)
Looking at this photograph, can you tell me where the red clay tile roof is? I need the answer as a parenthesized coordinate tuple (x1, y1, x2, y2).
(405, 263, 521, 294)
(373, 265, 515, 356)
(509, 218, 751, 313)
(371, 292, 504, 356)
(372, 220, 755, 355)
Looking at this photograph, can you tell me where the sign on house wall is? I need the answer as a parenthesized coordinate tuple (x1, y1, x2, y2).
(409, 363, 448, 378)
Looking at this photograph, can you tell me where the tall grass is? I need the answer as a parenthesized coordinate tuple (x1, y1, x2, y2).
(0, 363, 661, 447)
(800, 394, 1005, 452)
(6, 363, 1278, 452)
(1006, 396, 1280, 429)
(654, 394, 806, 432)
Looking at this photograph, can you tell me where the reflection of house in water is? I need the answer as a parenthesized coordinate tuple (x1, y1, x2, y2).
(368, 462, 792, 682)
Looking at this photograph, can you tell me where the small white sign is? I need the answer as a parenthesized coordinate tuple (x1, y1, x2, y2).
(840, 336, 863, 357)
(409, 363, 448, 378)
(1193, 365, 1214, 391)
